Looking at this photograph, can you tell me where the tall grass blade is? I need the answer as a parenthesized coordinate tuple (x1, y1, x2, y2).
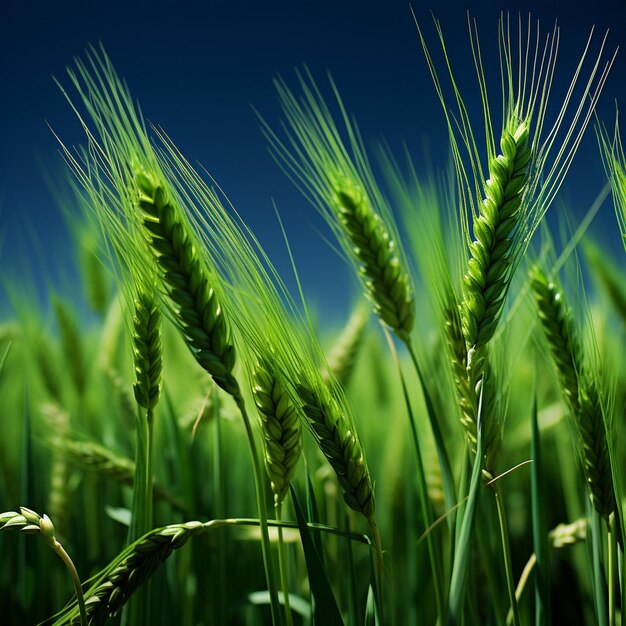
(530, 388, 551, 625)
(446, 398, 484, 626)
(290, 486, 345, 626)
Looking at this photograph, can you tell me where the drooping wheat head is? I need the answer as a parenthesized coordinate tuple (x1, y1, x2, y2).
(50, 521, 209, 626)
(134, 169, 239, 398)
(296, 375, 375, 519)
(56, 47, 240, 400)
(50, 437, 185, 512)
(529, 265, 582, 414)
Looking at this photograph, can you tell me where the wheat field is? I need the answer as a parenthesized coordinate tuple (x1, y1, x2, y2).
(1, 10, 626, 626)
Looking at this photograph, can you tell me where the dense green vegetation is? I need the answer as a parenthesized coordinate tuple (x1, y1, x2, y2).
(1, 14, 626, 626)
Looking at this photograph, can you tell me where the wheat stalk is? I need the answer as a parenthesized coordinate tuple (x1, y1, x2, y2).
(1, 508, 87, 626)
(54, 297, 87, 397)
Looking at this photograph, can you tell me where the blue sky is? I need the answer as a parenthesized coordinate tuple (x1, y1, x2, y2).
(2, 0, 625, 320)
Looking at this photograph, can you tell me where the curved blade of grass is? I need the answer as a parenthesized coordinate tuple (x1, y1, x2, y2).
(364, 585, 379, 626)
(0, 340, 11, 380)
(305, 469, 325, 563)
(247, 591, 311, 619)
(290, 486, 344, 626)
(406, 340, 457, 525)
(590, 508, 609, 626)
(386, 331, 444, 621)
(446, 396, 484, 626)
(530, 386, 551, 625)
(48, 517, 365, 625)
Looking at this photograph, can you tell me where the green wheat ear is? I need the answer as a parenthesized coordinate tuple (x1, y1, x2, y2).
(261, 70, 415, 342)
(416, 13, 614, 370)
(252, 355, 303, 506)
(131, 288, 162, 411)
(135, 169, 239, 398)
(331, 177, 414, 340)
(530, 264, 615, 520)
(461, 119, 532, 356)
(296, 378, 375, 519)
(324, 301, 370, 387)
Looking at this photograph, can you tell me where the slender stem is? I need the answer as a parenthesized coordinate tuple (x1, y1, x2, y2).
(368, 515, 386, 625)
(237, 398, 284, 626)
(54, 542, 87, 626)
(405, 339, 456, 515)
(495, 486, 521, 626)
(276, 505, 294, 626)
(506, 554, 537, 626)
(123, 405, 151, 626)
(213, 398, 226, 626)
(142, 408, 155, 625)
(591, 510, 609, 626)
(145, 408, 155, 531)
(608, 514, 617, 626)
(393, 351, 444, 622)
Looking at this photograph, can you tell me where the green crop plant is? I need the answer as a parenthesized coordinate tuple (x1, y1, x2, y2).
(1, 11, 625, 626)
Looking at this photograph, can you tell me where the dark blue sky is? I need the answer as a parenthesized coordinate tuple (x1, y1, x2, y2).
(2, 0, 625, 319)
